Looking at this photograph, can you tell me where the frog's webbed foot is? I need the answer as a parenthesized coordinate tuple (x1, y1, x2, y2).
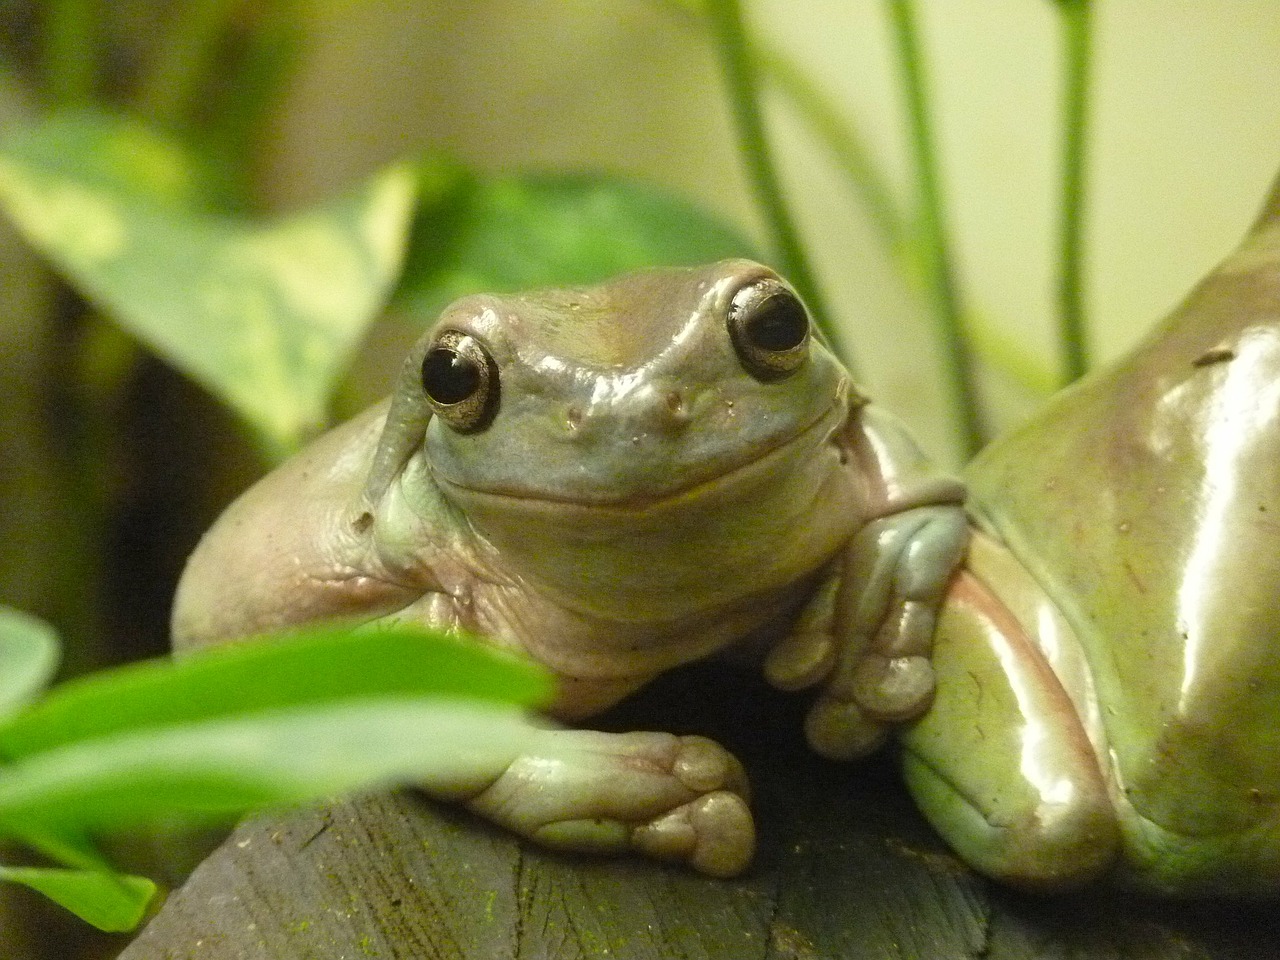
(766, 506, 968, 760)
(460, 728, 754, 878)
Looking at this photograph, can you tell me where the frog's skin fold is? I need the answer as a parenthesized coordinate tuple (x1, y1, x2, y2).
(901, 173, 1280, 896)
(172, 259, 968, 877)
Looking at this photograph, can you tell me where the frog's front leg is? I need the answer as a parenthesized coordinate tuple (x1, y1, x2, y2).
(422, 716, 754, 878)
(767, 505, 969, 758)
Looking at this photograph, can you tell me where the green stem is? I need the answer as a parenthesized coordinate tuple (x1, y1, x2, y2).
(759, 45, 908, 256)
(886, 0, 984, 456)
(42, 0, 97, 107)
(134, 0, 248, 124)
(1057, 0, 1093, 384)
(705, 0, 853, 368)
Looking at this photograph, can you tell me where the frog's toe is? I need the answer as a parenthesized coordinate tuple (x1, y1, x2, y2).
(671, 734, 751, 798)
(463, 728, 755, 873)
(850, 653, 936, 721)
(633, 791, 755, 877)
(804, 696, 890, 761)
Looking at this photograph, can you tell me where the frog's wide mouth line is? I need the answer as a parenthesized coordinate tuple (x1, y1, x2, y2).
(434, 400, 846, 515)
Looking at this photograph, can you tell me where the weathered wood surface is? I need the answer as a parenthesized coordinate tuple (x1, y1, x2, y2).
(120, 665, 1278, 959)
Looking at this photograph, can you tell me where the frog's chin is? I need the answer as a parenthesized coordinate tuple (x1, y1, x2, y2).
(434, 401, 846, 516)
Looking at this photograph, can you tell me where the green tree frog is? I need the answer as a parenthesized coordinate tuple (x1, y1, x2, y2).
(172, 259, 968, 878)
(899, 187, 1280, 897)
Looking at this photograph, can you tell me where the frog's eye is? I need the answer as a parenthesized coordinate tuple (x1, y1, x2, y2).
(727, 278, 811, 381)
(420, 331, 499, 432)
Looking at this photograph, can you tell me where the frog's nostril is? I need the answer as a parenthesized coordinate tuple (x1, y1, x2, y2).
(655, 388, 693, 433)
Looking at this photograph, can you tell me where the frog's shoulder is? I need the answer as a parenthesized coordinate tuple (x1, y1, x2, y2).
(170, 400, 425, 649)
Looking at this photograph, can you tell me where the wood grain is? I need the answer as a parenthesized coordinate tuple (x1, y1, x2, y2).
(119, 664, 1279, 960)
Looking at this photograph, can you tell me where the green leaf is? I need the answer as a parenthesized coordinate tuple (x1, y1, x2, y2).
(394, 169, 758, 321)
(0, 111, 218, 210)
(5, 823, 108, 871)
(0, 625, 551, 759)
(0, 607, 60, 720)
(0, 865, 155, 932)
(0, 111, 418, 454)
(0, 700, 536, 831)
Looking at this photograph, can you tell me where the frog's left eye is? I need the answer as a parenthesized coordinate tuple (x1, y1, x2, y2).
(420, 331, 499, 432)
(727, 278, 811, 381)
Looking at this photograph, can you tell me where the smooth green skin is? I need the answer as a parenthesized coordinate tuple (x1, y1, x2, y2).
(173, 259, 967, 877)
(901, 175, 1280, 896)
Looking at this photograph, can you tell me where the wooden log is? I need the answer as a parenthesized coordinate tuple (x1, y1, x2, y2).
(120, 665, 1280, 959)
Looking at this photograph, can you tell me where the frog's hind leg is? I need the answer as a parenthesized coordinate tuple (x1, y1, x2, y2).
(898, 570, 1120, 890)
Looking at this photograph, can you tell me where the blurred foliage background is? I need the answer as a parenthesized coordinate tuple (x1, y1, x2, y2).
(1, 1, 1279, 955)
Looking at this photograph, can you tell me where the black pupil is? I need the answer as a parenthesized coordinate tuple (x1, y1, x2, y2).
(422, 347, 481, 405)
(746, 294, 808, 351)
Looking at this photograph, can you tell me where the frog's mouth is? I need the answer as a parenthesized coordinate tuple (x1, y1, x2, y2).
(434, 397, 849, 515)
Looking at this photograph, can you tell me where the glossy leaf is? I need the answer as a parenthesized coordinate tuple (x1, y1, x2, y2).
(0, 111, 417, 454)
(0, 865, 156, 932)
(0, 607, 60, 720)
(0, 624, 551, 758)
(0, 700, 535, 831)
(394, 169, 757, 321)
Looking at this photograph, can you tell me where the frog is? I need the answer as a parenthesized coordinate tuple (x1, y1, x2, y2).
(897, 180, 1280, 896)
(172, 258, 969, 878)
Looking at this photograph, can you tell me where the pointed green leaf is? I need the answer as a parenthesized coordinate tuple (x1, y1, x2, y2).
(0, 700, 536, 831)
(5, 823, 108, 871)
(0, 111, 418, 453)
(0, 607, 60, 719)
(394, 170, 757, 320)
(0, 624, 550, 758)
(0, 865, 155, 932)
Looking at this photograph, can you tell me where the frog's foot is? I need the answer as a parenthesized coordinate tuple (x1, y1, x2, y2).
(463, 729, 755, 877)
(766, 507, 968, 761)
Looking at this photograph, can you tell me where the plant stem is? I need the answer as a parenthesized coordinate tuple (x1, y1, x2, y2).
(705, 0, 853, 368)
(1057, 0, 1093, 384)
(886, 0, 983, 456)
(651, 0, 1057, 403)
(759, 45, 908, 256)
(42, 0, 97, 107)
(134, 0, 248, 125)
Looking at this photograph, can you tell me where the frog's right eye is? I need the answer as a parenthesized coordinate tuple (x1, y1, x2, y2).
(420, 331, 499, 432)
(727, 277, 811, 382)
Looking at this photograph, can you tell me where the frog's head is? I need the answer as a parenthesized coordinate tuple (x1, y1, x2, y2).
(365, 260, 862, 619)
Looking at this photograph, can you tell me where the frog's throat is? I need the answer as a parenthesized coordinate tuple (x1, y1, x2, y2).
(432, 399, 846, 515)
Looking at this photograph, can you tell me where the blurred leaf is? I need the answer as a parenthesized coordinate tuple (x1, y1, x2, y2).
(0, 700, 535, 831)
(0, 865, 155, 932)
(0, 607, 60, 720)
(0, 110, 218, 210)
(0, 111, 418, 454)
(7, 823, 108, 871)
(394, 169, 757, 321)
(0, 624, 551, 759)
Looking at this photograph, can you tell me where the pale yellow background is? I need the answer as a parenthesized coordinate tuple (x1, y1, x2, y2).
(263, 1, 1280, 464)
